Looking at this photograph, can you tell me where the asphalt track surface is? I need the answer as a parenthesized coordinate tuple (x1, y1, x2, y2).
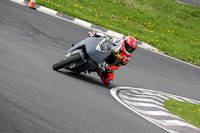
(0, 0, 200, 133)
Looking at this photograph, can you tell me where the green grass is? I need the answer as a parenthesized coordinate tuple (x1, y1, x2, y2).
(36, 0, 200, 66)
(164, 98, 200, 128)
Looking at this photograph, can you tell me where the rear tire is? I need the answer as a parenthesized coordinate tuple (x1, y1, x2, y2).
(52, 54, 81, 71)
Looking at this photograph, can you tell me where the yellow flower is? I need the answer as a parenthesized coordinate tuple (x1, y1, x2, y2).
(74, 4, 79, 7)
(148, 30, 154, 32)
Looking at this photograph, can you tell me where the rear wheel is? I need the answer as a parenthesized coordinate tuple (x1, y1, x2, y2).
(52, 54, 81, 71)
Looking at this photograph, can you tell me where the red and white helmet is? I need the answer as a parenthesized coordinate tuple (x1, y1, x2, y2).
(122, 36, 138, 55)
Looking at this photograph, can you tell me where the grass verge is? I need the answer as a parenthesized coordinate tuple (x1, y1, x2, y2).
(164, 98, 200, 128)
(36, 0, 200, 66)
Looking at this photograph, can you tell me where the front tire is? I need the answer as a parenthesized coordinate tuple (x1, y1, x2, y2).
(52, 54, 81, 71)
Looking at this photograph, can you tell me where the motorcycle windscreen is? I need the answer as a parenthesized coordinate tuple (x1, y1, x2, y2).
(85, 37, 112, 64)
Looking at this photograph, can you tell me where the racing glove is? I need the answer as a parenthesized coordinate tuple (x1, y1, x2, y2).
(88, 31, 96, 37)
(88, 31, 107, 37)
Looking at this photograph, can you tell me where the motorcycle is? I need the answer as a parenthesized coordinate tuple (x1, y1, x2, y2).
(52, 36, 119, 73)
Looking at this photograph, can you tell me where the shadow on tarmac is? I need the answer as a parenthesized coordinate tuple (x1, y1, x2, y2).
(57, 70, 117, 89)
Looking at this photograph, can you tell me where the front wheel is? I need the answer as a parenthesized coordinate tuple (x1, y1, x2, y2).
(52, 54, 81, 71)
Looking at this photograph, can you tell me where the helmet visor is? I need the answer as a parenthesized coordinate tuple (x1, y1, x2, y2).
(124, 40, 135, 53)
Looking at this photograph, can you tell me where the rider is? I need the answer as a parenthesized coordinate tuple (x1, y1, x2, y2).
(88, 31, 138, 85)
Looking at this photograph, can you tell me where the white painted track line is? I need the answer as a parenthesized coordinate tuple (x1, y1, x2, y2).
(111, 87, 200, 133)
(123, 100, 167, 111)
(119, 94, 163, 106)
(156, 120, 199, 129)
